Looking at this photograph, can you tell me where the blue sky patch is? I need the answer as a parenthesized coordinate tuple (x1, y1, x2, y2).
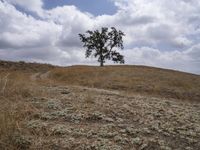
(43, 0, 117, 16)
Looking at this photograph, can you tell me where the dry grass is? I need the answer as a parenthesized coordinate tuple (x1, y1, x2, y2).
(84, 92, 95, 104)
(0, 103, 19, 149)
(0, 72, 43, 149)
(0, 61, 199, 149)
(50, 65, 200, 101)
(0, 60, 54, 73)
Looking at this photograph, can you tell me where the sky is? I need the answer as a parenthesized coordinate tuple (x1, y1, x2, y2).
(0, 0, 200, 74)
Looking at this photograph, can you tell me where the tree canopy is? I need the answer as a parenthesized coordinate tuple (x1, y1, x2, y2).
(79, 27, 125, 66)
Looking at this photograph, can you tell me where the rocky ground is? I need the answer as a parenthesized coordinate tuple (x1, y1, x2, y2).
(19, 84, 200, 150)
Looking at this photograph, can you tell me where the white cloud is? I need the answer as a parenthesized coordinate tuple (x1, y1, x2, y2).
(0, 0, 200, 74)
(6, 0, 44, 15)
(44, 5, 94, 48)
(123, 46, 200, 74)
(110, 0, 198, 50)
(0, 1, 61, 49)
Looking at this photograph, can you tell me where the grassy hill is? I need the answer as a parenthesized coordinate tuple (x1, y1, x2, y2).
(0, 60, 54, 72)
(0, 60, 200, 149)
(50, 65, 200, 101)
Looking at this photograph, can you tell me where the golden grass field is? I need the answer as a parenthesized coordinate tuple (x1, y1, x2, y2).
(0, 60, 200, 149)
(50, 65, 200, 101)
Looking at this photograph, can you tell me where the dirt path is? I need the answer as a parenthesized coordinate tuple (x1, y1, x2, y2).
(30, 71, 50, 81)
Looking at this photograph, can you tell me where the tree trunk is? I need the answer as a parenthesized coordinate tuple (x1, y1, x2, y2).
(100, 61, 104, 67)
(100, 52, 104, 67)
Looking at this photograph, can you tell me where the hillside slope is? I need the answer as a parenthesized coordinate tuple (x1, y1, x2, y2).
(50, 65, 200, 101)
(0, 60, 200, 149)
(0, 60, 55, 72)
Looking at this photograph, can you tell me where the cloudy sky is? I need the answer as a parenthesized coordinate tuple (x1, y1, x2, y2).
(0, 0, 200, 74)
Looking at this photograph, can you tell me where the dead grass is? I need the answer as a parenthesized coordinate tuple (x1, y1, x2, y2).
(84, 92, 95, 104)
(0, 72, 44, 149)
(0, 60, 54, 73)
(0, 61, 199, 149)
(0, 102, 19, 149)
(50, 65, 200, 101)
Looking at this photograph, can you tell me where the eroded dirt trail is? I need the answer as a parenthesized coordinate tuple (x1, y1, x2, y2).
(24, 84, 200, 150)
(30, 71, 51, 81)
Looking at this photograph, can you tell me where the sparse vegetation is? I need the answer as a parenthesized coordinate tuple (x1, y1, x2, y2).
(0, 103, 18, 149)
(84, 92, 95, 104)
(0, 60, 200, 149)
(50, 65, 200, 101)
(0, 62, 53, 149)
(0, 73, 32, 149)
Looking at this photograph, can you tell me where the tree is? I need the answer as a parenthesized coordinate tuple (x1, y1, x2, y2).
(79, 27, 125, 67)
